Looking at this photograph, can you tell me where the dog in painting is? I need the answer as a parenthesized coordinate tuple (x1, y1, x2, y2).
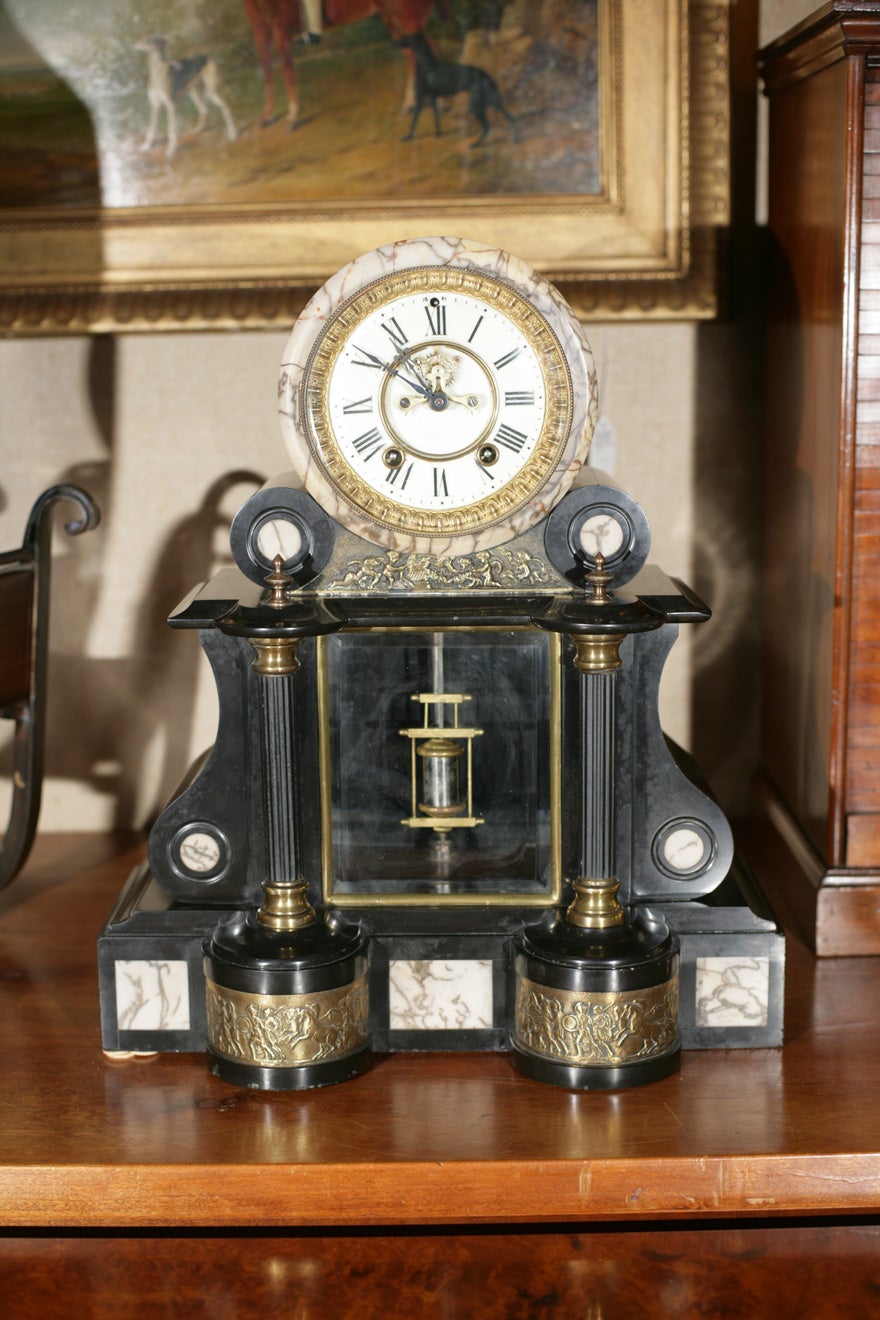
(397, 32, 516, 147)
(135, 36, 237, 159)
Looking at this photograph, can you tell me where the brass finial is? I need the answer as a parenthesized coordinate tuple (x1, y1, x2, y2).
(585, 552, 613, 604)
(248, 555, 301, 674)
(566, 876, 626, 929)
(266, 554, 293, 608)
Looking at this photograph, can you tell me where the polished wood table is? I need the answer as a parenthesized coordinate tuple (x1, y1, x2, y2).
(2, 835, 880, 1316)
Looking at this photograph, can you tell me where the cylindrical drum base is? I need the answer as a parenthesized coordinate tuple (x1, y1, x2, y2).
(204, 915, 370, 1091)
(511, 917, 680, 1091)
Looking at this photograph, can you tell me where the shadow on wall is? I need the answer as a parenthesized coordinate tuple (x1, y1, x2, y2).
(689, 0, 764, 821)
(0, 338, 264, 832)
(0, 8, 266, 832)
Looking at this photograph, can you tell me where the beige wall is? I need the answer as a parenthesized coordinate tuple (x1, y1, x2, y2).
(0, 1, 816, 835)
(760, 0, 815, 44)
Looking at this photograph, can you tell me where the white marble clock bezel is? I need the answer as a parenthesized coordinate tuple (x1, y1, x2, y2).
(278, 236, 598, 556)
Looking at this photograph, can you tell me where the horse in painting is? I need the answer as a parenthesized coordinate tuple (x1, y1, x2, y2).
(242, 0, 440, 129)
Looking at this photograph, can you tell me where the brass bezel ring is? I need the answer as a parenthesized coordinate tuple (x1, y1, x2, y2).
(301, 266, 574, 540)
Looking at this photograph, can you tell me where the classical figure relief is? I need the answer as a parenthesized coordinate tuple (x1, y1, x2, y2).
(514, 978, 679, 1066)
(206, 976, 369, 1067)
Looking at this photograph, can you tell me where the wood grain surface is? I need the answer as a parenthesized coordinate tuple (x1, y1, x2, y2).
(0, 835, 879, 1231)
(2, 1224, 880, 1319)
(758, 9, 880, 955)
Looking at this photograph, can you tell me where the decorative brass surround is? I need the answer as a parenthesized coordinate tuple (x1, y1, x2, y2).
(0, 3, 731, 331)
(303, 267, 573, 540)
(513, 974, 679, 1066)
(317, 628, 562, 907)
(205, 975, 369, 1069)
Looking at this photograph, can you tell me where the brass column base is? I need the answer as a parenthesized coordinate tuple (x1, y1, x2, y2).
(204, 914, 370, 1091)
(512, 970, 680, 1091)
(511, 888, 680, 1091)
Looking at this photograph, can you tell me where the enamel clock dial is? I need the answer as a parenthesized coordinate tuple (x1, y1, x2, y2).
(279, 238, 598, 554)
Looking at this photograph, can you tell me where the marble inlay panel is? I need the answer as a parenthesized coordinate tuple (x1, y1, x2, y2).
(695, 956, 770, 1029)
(115, 959, 191, 1031)
(389, 959, 493, 1031)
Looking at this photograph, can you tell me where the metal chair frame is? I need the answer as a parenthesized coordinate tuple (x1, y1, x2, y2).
(0, 485, 100, 891)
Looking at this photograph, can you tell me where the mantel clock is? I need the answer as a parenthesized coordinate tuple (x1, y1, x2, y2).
(98, 238, 784, 1090)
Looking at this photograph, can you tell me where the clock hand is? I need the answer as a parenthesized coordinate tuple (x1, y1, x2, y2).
(391, 347, 434, 393)
(398, 391, 480, 411)
(353, 345, 434, 398)
(390, 352, 481, 413)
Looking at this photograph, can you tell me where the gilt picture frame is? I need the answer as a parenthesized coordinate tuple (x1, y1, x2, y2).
(0, 0, 729, 333)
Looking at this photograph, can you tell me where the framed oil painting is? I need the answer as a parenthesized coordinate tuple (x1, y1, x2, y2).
(0, 0, 729, 332)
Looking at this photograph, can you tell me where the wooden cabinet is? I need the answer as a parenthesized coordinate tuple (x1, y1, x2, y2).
(5, 833, 880, 1313)
(759, 3, 880, 954)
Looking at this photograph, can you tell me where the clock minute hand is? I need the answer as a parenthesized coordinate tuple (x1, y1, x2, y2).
(352, 344, 433, 398)
(395, 370, 435, 398)
(390, 347, 439, 397)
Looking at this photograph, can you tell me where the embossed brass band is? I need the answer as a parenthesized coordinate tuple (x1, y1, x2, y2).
(205, 974, 369, 1069)
(513, 972, 679, 1067)
(326, 545, 558, 593)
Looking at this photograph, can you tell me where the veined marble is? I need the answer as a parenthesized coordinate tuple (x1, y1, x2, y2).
(694, 956, 770, 1029)
(278, 236, 598, 558)
(389, 958, 493, 1032)
(115, 959, 191, 1032)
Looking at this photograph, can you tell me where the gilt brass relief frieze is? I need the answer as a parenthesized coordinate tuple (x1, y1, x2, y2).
(205, 975, 369, 1069)
(513, 975, 679, 1066)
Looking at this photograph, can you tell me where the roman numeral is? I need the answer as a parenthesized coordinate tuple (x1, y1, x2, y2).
(385, 461, 413, 489)
(433, 467, 449, 498)
(351, 427, 384, 460)
(425, 301, 447, 336)
(505, 391, 535, 406)
(495, 424, 528, 453)
(343, 396, 373, 414)
(352, 345, 382, 369)
(468, 314, 484, 343)
(494, 348, 520, 371)
(381, 317, 408, 348)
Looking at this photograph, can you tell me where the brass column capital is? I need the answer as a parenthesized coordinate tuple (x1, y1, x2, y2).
(571, 633, 624, 673)
(249, 635, 302, 676)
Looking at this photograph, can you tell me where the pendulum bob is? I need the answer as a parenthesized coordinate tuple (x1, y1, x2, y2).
(418, 736, 465, 825)
(204, 556, 371, 1090)
(511, 877, 680, 1090)
(400, 692, 484, 833)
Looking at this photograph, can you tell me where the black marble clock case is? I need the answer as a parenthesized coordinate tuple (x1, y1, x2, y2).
(98, 469, 783, 1057)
